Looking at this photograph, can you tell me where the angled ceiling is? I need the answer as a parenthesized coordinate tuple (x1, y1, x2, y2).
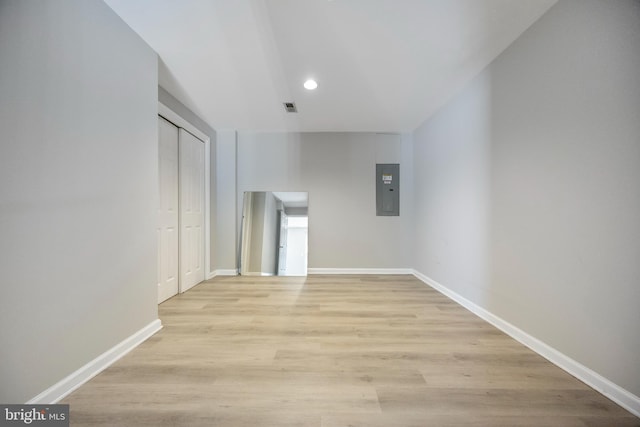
(105, 0, 557, 132)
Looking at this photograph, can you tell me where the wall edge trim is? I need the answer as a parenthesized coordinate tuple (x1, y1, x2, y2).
(27, 319, 163, 404)
(412, 269, 640, 417)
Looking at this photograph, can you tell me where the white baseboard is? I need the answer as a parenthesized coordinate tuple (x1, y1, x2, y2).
(27, 319, 162, 404)
(241, 272, 274, 276)
(412, 269, 640, 418)
(210, 269, 238, 278)
(308, 268, 413, 275)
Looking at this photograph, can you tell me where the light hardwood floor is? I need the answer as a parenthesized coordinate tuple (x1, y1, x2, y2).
(64, 275, 639, 426)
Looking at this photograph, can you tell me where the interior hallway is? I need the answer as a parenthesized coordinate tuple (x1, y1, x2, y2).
(63, 275, 638, 427)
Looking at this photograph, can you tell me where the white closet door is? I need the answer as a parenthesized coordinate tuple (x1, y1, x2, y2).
(157, 117, 180, 303)
(179, 128, 205, 292)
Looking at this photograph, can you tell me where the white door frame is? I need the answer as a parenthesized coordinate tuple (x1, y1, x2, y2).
(158, 102, 212, 285)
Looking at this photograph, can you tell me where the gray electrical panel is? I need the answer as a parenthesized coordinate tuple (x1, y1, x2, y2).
(376, 164, 399, 216)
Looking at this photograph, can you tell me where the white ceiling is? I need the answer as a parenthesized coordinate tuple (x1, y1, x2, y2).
(105, 0, 557, 133)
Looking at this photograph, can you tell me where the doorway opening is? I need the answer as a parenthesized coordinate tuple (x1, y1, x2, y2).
(277, 214, 308, 276)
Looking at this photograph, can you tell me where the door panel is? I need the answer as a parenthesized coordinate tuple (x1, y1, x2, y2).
(157, 117, 179, 303)
(179, 128, 205, 292)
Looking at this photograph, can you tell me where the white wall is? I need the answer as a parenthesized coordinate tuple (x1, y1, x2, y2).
(412, 0, 640, 397)
(236, 132, 413, 269)
(0, 0, 158, 402)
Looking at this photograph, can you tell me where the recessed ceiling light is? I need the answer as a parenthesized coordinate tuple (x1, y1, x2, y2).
(303, 79, 318, 90)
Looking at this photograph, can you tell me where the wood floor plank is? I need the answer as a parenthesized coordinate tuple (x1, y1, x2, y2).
(63, 275, 639, 427)
(376, 386, 632, 417)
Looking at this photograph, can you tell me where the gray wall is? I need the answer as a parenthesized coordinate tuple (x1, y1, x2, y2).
(412, 0, 640, 396)
(158, 87, 217, 275)
(0, 0, 159, 402)
(243, 191, 278, 275)
(236, 132, 413, 269)
(261, 192, 279, 275)
(215, 130, 238, 271)
(247, 193, 266, 273)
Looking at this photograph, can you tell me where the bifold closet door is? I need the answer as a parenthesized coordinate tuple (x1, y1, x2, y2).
(157, 117, 179, 303)
(179, 128, 205, 292)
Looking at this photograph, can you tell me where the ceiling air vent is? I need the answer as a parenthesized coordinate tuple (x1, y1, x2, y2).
(283, 102, 297, 113)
